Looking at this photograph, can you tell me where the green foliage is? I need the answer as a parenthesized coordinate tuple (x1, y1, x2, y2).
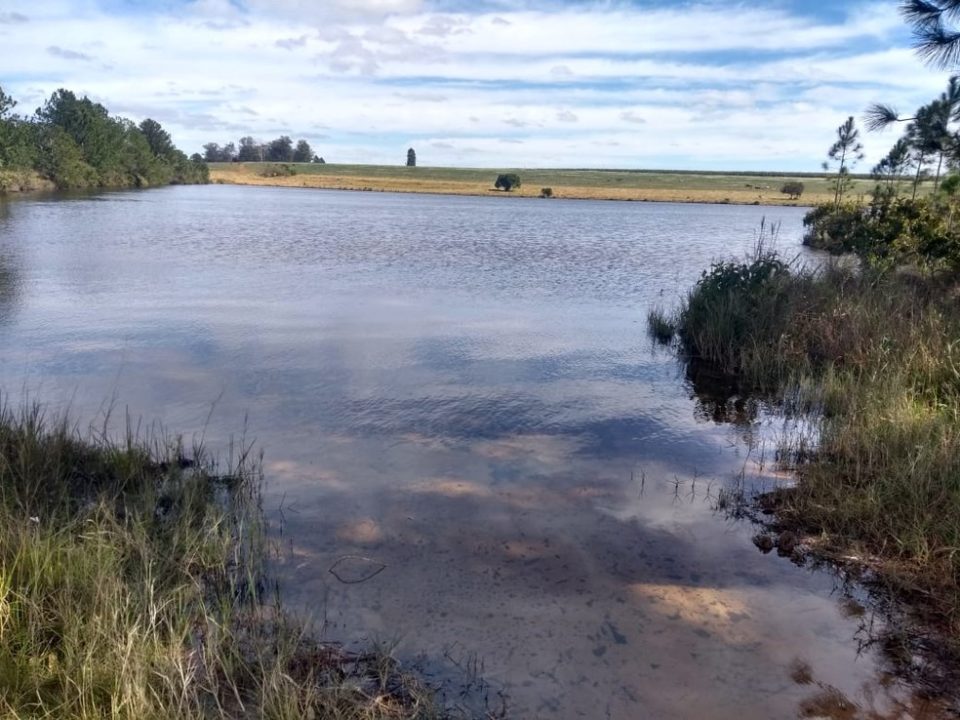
(0, 84, 206, 191)
(266, 135, 293, 162)
(677, 245, 795, 377)
(780, 181, 804, 199)
(33, 125, 97, 189)
(825, 116, 864, 207)
(904, 0, 960, 69)
(676, 250, 960, 622)
(0, 404, 443, 719)
(292, 139, 313, 163)
(138, 118, 174, 159)
(803, 196, 960, 273)
(237, 136, 260, 162)
(406, 147, 416, 167)
(0, 87, 15, 120)
(494, 173, 521, 191)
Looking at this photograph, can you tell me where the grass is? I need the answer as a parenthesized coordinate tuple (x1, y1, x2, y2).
(658, 241, 960, 634)
(207, 162, 871, 205)
(645, 306, 676, 344)
(0, 402, 447, 719)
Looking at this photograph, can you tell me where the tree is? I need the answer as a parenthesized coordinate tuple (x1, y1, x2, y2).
(903, 0, 960, 68)
(36, 89, 126, 177)
(293, 139, 313, 163)
(826, 116, 864, 207)
(872, 138, 912, 195)
(0, 86, 16, 120)
(237, 136, 261, 162)
(139, 118, 174, 159)
(0, 85, 25, 169)
(266, 135, 293, 162)
(494, 173, 521, 191)
(865, 76, 960, 197)
(203, 143, 223, 163)
(406, 147, 416, 167)
(780, 181, 804, 200)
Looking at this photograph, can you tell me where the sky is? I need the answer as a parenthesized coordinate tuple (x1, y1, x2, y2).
(0, 0, 953, 170)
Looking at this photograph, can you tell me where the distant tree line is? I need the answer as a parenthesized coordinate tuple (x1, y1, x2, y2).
(202, 136, 324, 164)
(0, 85, 207, 190)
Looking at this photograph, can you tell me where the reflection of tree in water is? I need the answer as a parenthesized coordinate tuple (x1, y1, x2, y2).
(684, 357, 765, 427)
(0, 256, 20, 324)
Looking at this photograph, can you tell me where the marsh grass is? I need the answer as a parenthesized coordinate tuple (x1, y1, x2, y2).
(0, 402, 445, 719)
(671, 245, 960, 631)
(645, 306, 675, 344)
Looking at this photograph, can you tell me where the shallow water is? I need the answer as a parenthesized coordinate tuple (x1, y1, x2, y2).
(0, 186, 946, 718)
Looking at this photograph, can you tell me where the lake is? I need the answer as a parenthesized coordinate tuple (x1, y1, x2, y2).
(0, 186, 940, 718)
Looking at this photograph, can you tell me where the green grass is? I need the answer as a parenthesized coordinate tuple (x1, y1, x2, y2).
(645, 306, 676, 344)
(0, 403, 445, 719)
(660, 243, 960, 631)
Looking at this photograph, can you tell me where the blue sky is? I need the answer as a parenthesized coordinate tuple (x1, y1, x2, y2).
(0, 0, 951, 169)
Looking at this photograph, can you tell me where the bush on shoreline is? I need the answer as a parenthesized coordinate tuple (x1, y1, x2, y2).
(656, 240, 960, 631)
(803, 194, 960, 273)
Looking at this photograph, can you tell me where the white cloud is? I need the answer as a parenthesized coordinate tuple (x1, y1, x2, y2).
(1, 0, 951, 170)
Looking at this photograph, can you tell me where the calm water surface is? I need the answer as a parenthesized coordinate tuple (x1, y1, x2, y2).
(0, 186, 944, 718)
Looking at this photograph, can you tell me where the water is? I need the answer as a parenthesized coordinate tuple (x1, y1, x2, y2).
(0, 186, 945, 718)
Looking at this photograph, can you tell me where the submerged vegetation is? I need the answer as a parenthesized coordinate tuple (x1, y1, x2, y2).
(0, 404, 447, 719)
(0, 85, 207, 192)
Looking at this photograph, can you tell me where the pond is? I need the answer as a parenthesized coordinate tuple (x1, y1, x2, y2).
(0, 186, 942, 718)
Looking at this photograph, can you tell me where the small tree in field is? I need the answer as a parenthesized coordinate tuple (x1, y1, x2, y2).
(406, 148, 416, 167)
(826, 116, 864, 207)
(780, 181, 804, 200)
(494, 173, 521, 191)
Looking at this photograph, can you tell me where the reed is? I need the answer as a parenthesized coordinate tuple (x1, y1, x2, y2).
(662, 244, 960, 629)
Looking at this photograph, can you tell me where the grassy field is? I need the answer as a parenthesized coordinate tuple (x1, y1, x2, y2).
(209, 162, 866, 205)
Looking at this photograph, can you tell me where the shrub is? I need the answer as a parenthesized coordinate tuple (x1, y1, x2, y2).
(780, 181, 804, 199)
(803, 197, 960, 273)
(494, 173, 521, 191)
(677, 246, 796, 379)
(259, 163, 296, 178)
(540, 187, 553, 198)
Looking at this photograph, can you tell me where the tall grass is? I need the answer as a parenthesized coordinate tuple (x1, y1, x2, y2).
(667, 246, 960, 630)
(0, 403, 443, 719)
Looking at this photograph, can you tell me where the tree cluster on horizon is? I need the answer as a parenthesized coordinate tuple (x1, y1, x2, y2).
(202, 136, 323, 164)
(0, 85, 207, 189)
